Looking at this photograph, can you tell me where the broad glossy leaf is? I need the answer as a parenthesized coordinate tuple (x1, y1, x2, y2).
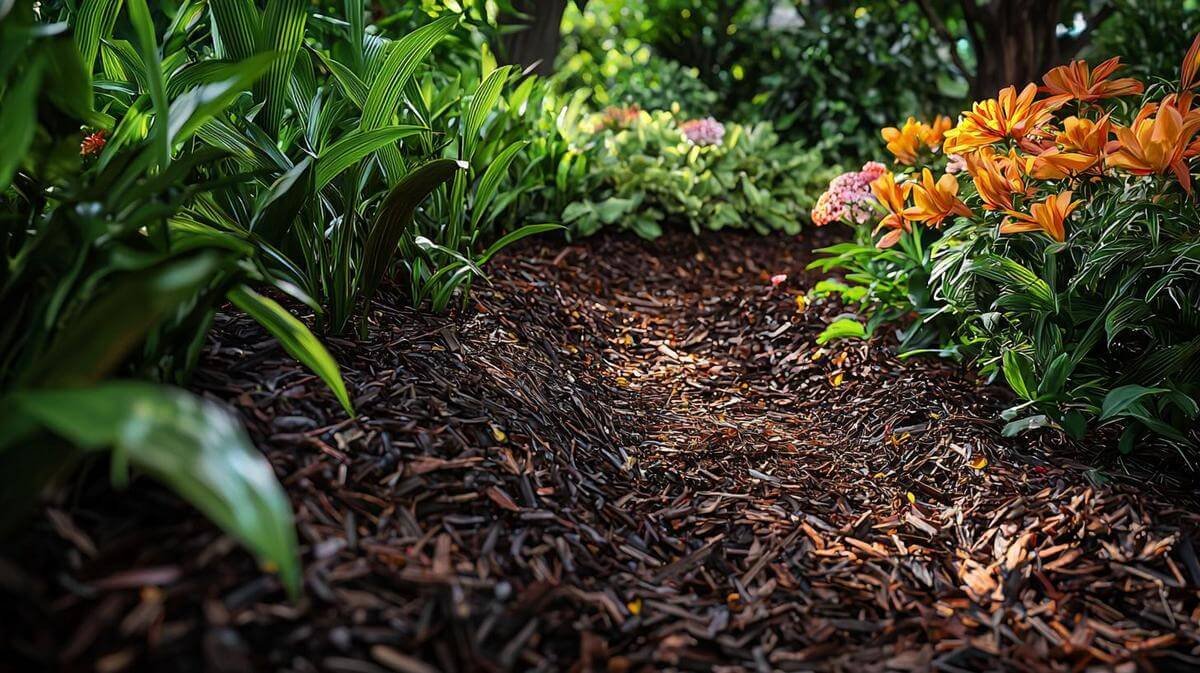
(1100, 385, 1167, 422)
(14, 382, 300, 597)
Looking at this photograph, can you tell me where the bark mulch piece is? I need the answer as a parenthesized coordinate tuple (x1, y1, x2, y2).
(4, 230, 1200, 673)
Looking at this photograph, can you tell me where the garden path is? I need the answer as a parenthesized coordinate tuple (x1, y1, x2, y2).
(6, 231, 1200, 672)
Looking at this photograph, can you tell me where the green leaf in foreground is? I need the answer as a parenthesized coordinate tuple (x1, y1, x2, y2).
(228, 285, 354, 417)
(15, 382, 301, 597)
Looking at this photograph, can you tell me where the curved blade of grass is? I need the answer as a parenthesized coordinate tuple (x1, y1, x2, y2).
(477, 223, 562, 265)
(15, 382, 301, 598)
(228, 285, 354, 417)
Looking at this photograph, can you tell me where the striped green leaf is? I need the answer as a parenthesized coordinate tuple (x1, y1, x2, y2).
(315, 125, 425, 189)
(359, 15, 456, 132)
(209, 0, 261, 62)
(463, 65, 511, 159)
(74, 0, 124, 72)
(256, 0, 309, 135)
(14, 382, 301, 598)
(471, 140, 527, 228)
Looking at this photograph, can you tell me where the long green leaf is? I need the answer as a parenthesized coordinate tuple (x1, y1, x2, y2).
(21, 253, 225, 389)
(256, 0, 308, 135)
(0, 61, 40, 190)
(478, 223, 561, 265)
(209, 0, 260, 62)
(360, 159, 466, 322)
(471, 140, 527, 229)
(168, 52, 277, 148)
(74, 0, 125, 72)
(126, 0, 169, 168)
(228, 286, 354, 417)
(463, 65, 511, 159)
(15, 382, 301, 597)
(359, 15, 456, 132)
(315, 125, 425, 189)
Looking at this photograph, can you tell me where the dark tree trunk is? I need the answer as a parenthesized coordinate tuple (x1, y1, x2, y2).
(916, 0, 1116, 100)
(498, 0, 567, 76)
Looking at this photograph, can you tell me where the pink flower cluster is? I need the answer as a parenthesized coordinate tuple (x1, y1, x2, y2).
(679, 117, 726, 146)
(810, 161, 888, 226)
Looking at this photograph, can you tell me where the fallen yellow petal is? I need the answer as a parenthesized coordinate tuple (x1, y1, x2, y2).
(969, 455, 988, 470)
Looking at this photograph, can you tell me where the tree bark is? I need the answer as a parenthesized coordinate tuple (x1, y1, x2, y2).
(917, 0, 1116, 100)
(498, 0, 567, 77)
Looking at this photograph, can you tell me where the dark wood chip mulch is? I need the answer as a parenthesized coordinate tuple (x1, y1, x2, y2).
(4, 230, 1200, 673)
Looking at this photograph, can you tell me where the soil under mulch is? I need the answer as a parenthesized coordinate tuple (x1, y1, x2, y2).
(5, 230, 1200, 673)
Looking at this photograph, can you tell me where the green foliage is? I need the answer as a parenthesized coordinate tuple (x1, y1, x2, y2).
(931, 179, 1200, 449)
(558, 110, 836, 239)
(1088, 0, 1200, 83)
(556, 3, 718, 117)
(560, 0, 966, 163)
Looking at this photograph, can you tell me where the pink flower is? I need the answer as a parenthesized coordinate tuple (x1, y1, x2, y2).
(810, 162, 884, 226)
(770, 274, 788, 287)
(679, 117, 726, 146)
(946, 154, 967, 174)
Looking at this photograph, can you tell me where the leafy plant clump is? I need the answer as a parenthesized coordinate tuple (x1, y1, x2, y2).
(560, 108, 838, 239)
(1, 1, 551, 595)
(810, 39, 1200, 453)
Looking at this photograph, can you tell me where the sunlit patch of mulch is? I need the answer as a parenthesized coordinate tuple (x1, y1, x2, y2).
(4, 230, 1200, 673)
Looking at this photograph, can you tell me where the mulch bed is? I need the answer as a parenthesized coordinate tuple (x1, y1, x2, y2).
(4, 230, 1200, 673)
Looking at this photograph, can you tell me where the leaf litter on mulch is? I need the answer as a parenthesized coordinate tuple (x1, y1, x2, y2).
(3, 230, 1200, 673)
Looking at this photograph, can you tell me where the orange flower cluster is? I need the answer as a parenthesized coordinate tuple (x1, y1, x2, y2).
(867, 34, 1200, 248)
(881, 116, 952, 165)
(869, 168, 972, 249)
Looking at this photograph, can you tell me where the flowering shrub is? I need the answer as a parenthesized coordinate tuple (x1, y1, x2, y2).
(562, 109, 837, 238)
(813, 38, 1200, 450)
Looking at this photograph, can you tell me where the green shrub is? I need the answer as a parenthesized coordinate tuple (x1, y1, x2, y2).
(560, 109, 837, 238)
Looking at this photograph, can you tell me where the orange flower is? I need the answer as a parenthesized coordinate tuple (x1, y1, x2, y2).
(1183, 32, 1200, 90)
(966, 148, 1025, 211)
(1107, 103, 1200, 193)
(903, 168, 972, 227)
(921, 115, 954, 149)
(882, 118, 925, 165)
(1026, 116, 1111, 179)
(1001, 191, 1080, 242)
(1040, 57, 1143, 103)
(870, 171, 913, 249)
(943, 84, 1065, 155)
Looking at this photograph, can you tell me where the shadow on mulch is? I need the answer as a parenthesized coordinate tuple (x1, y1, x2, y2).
(3, 229, 1200, 673)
